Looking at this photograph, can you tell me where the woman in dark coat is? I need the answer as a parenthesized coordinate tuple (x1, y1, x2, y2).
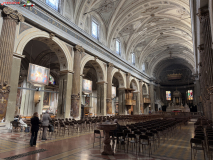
(30, 112, 41, 146)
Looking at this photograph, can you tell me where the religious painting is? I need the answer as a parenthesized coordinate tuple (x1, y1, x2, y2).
(82, 79, 92, 93)
(49, 75, 55, 85)
(43, 92, 50, 106)
(27, 63, 50, 86)
(112, 86, 116, 98)
(0, 93, 8, 120)
(187, 90, 193, 100)
(16, 83, 23, 115)
(85, 97, 90, 107)
(166, 91, 171, 100)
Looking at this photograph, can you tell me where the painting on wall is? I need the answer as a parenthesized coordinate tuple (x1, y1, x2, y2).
(82, 79, 92, 93)
(112, 86, 116, 98)
(166, 91, 171, 100)
(27, 63, 50, 86)
(43, 92, 50, 106)
(187, 90, 193, 100)
(85, 97, 90, 107)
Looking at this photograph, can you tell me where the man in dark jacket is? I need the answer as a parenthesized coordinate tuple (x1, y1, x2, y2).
(30, 112, 41, 146)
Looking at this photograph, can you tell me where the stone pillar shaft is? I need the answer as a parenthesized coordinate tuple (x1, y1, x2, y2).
(97, 82, 106, 116)
(0, 7, 24, 120)
(57, 71, 73, 118)
(71, 45, 84, 119)
(139, 81, 144, 113)
(106, 63, 113, 114)
(118, 88, 125, 115)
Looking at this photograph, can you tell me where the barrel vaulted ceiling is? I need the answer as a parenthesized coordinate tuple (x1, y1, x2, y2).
(73, 0, 194, 83)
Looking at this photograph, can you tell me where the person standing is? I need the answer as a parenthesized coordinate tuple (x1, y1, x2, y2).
(30, 112, 41, 146)
(42, 110, 51, 140)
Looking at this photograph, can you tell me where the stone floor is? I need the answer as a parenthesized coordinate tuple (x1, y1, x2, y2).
(0, 122, 206, 160)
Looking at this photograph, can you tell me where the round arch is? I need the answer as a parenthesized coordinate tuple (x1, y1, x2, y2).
(129, 77, 139, 92)
(142, 83, 148, 95)
(80, 55, 106, 82)
(14, 29, 73, 71)
(111, 68, 126, 88)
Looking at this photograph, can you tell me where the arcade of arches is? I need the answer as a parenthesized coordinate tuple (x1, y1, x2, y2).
(0, 0, 213, 159)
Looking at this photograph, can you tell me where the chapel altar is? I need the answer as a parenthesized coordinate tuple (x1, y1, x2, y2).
(166, 90, 190, 112)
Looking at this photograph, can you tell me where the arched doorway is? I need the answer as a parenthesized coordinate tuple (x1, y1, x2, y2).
(15, 34, 72, 118)
(80, 55, 106, 118)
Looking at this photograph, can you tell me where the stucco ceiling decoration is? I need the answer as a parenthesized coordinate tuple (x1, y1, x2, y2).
(77, 0, 194, 82)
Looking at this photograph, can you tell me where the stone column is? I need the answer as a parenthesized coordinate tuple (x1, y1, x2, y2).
(126, 73, 131, 88)
(97, 82, 107, 116)
(0, 7, 24, 121)
(5, 54, 24, 122)
(118, 88, 125, 115)
(133, 92, 140, 115)
(149, 84, 155, 111)
(57, 71, 73, 118)
(208, 86, 213, 121)
(106, 63, 113, 114)
(71, 45, 84, 119)
(139, 80, 144, 114)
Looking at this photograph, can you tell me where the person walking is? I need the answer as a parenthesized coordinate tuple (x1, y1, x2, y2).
(30, 112, 41, 146)
(41, 110, 51, 140)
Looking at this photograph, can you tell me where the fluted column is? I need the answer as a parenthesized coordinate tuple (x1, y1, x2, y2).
(208, 86, 213, 121)
(139, 80, 144, 114)
(133, 92, 140, 115)
(57, 71, 73, 118)
(197, 6, 213, 119)
(106, 63, 113, 114)
(71, 45, 84, 119)
(0, 7, 24, 121)
(97, 82, 107, 116)
(118, 88, 125, 115)
(149, 84, 155, 110)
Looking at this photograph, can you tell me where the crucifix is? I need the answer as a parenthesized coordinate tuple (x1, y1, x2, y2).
(0, 97, 6, 104)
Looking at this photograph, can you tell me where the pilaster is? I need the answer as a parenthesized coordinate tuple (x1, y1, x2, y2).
(0, 7, 24, 121)
(106, 63, 114, 114)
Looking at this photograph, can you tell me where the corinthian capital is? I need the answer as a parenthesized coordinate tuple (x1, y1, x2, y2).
(74, 45, 84, 53)
(2, 7, 24, 23)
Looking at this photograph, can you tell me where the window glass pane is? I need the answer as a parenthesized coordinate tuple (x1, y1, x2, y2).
(142, 63, 145, 72)
(46, 0, 59, 11)
(116, 40, 120, 54)
(166, 91, 171, 100)
(187, 90, 193, 100)
(132, 53, 135, 65)
(92, 21, 98, 39)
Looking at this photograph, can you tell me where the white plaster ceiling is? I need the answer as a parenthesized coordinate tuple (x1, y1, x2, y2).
(75, 0, 194, 80)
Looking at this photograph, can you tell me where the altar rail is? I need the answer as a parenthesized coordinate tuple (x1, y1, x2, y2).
(156, 112, 202, 119)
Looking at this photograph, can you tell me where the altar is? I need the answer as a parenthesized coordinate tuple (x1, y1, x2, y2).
(166, 90, 190, 112)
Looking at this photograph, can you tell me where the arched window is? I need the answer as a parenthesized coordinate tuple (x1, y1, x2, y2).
(116, 40, 121, 55)
(91, 19, 99, 40)
(49, 75, 55, 85)
(142, 63, 145, 72)
(132, 53, 135, 65)
(46, 0, 59, 11)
